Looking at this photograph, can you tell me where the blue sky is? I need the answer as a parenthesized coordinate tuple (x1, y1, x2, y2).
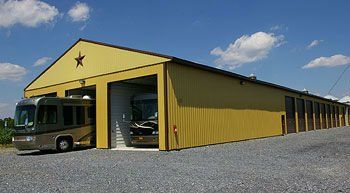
(1, 0, 350, 118)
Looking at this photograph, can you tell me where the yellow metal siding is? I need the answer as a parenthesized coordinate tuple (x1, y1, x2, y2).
(166, 63, 284, 150)
(96, 80, 108, 148)
(26, 41, 170, 91)
(166, 63, 349, 150)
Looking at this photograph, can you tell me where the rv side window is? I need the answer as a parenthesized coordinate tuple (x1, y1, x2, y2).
(37, 105, 57, 124)
(76, 106, 85, 125)
(63, 106, 74, 126)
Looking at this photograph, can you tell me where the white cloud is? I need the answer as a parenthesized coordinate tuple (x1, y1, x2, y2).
(339, 96, 350, 103)
(270, 25, 281, 31)
(0, 103, 8, 109)
(211, 32, 284, 69)
(0, 62, 27, 81)
(68, 2, 90, 22)
(79, 23, 87, 31)
(0, 0, 59, 28)
(303, 54, 350, 69)
(270, 25, 288, 31)
(33, 56, 52, 66)
(307, 40, 323, 49)
(324, 95, 339, 101)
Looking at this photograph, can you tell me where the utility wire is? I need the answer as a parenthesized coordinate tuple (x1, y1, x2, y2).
(327, 64, 350, 95)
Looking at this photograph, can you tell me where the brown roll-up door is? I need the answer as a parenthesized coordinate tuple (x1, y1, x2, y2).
(314, 102, 321, 129)
(306, 100, 314, 130)
(326, 104, 331, 128)
(336, 106, 340, 127)
(297, 98, 306, 132)
(332, 106, 336, 127)
(320, 104, 326, 129)
(348, 108, 350, 126)
(285, 96, 296, 133)
(342, 107, 346, 126)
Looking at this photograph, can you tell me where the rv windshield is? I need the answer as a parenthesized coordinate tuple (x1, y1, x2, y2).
(14, 105, 36, 129)
(132, 99, 157, 121)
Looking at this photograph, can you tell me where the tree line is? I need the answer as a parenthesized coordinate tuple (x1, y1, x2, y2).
(0, 117, 14, 129)
(0, 117, 14, 145)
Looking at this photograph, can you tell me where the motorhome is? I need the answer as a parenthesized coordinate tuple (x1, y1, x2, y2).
(129, 93, 158, 146)
(12, 96, 95, 152)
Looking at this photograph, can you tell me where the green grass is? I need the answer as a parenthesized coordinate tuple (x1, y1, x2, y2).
(0, 143, 14, 148)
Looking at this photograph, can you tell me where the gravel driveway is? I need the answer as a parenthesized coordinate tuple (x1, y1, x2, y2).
(1, 127, 350, 193)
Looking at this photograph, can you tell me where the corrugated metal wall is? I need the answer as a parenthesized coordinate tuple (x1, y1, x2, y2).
(166, 63, 284, 150)
(166, 62, 349, 150)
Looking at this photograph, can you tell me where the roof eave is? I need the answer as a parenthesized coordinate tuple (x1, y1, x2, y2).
(170, 58, 349, 106)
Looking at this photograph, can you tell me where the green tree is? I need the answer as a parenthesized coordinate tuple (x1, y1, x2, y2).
(0, 119, 4, 129)
(4, 117, 14, 129)
(0, 117, 14, 145)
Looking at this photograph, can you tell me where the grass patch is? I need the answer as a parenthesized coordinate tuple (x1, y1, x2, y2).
(0, 143, 14, 148)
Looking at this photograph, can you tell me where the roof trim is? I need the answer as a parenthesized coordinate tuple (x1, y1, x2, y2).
(171, 57, 348, 106)
(79, 38, 173, 60)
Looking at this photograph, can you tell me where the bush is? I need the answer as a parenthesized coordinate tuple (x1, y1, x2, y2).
(0, 128, 13, 145)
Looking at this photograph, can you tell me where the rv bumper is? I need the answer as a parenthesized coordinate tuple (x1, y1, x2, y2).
(131, 135, 158, 146)
(12, 136, 52, 150)
(12, 138, 39, 150)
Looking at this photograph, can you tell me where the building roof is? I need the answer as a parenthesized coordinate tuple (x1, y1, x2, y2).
(25, 38, 348, 106)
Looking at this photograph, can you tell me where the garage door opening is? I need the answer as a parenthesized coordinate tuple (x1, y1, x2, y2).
(108, 75, 158, 150)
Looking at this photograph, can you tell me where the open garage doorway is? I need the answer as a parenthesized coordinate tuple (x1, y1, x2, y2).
(108, 75, 159, 150)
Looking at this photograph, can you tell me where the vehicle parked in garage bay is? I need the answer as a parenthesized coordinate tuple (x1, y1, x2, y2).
(129, 93, 158, 146)
(12, 96, 96, 152)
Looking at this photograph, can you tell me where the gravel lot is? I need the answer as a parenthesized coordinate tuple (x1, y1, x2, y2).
(1, 127, 350, 193)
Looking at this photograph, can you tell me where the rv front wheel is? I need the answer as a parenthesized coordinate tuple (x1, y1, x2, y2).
(56, 137, 72, 152)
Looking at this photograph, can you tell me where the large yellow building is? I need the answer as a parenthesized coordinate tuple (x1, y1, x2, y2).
(24, 39, 349, 150)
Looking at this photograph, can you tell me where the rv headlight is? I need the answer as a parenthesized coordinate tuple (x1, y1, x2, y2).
(26, 136, 35, 142)
(130, 131, 133, 135)
(152, 131, 158, 135)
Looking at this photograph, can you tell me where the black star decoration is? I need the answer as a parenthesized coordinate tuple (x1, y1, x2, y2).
(75, 51, 85, 68)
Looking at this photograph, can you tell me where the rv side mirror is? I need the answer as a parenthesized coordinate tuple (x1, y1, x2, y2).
(122, 113, 131, 123)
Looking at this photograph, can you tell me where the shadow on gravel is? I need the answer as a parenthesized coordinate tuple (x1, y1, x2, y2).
(16, 147, 94, 156)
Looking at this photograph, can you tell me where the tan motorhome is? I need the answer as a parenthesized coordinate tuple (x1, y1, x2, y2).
(12, 96, 95, 152)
